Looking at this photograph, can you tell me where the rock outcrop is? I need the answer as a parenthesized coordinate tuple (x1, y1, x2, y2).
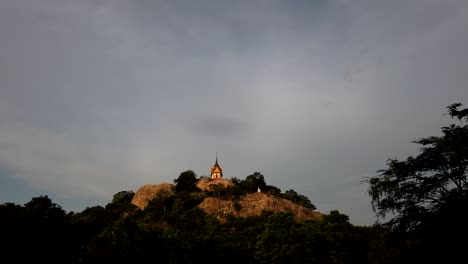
(196, 178, 234, 191)
(198, 192, 322, 222)
(131, 183, 175, 210)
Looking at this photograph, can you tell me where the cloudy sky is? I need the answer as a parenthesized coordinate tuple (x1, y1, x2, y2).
(1, 0, 468, 225)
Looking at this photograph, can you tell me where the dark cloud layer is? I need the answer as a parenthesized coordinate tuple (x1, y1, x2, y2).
(191, 117, 249, 137)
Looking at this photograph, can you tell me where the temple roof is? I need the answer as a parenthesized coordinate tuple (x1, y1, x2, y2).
(211, 155, 222, 173)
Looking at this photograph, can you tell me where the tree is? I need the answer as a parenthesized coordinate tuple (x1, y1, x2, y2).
(243, 172, 267, 193)
(366, 103, 468, 231)
(111, 190, 135, 204)
(282, 190, 317, 211)
(24, 195, 66, 224)
(447, 102, 468, 124)
(24, 195, 62, 211)
(17, 196, 70, 261)
(265, 185, 281, 195)
(105, 191, 137, 219)
(174, 170, 199, 193)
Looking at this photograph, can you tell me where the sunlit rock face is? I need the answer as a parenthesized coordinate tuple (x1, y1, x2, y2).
(199, 192, 323, 222)
(131, 183, 175, 210)
(196, 178, 234, 191)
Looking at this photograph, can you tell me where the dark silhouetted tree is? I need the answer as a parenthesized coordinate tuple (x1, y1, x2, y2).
(282, 189, 317, 210)
(366, 103, 468, 263)
(174, 170, 199, 193)
(265, 185, 281, 195)
(243, 172, 267, 193)
(367, 103, 468, 231)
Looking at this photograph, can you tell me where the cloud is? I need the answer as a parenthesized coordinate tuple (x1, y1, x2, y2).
(0, 120, 132, 198)
(191, 116, 249, 137)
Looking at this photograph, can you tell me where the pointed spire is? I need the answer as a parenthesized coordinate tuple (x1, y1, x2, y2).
(214, 152, 219, 167)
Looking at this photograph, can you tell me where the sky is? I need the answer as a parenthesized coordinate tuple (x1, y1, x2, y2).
(1, 0, 468, 225)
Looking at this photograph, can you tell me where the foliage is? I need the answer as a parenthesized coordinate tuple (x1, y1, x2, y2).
(265, 185, 281, 195)
(366, 103, 468, 262)
(0, 196, 70, 262)
(366, 103, 468, 231)
(281, 189, 317, 210)
(0, 192, 398, 264)
(244, 172, 267, 192)
(174, 170, 200, 193)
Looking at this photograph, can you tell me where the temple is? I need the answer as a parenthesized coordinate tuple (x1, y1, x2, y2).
(211, 155, 223, 179)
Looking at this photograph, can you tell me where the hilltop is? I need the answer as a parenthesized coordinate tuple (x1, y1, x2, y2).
(131, 174, 322, 222)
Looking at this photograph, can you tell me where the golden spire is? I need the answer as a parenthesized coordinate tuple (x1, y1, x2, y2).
(214, 152, 219, 167)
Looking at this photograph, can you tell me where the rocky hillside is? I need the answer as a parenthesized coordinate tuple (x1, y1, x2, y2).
(196, 178, 234, 191)
(199, 192, 322, 222)
(131, 179, 322, 221)
(131, 183, 175, 210)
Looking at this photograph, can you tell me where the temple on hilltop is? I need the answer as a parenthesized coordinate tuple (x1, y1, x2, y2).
(211, 155, 223, 179)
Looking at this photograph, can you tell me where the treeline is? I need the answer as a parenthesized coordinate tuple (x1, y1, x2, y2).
(1, 191, 400, 264)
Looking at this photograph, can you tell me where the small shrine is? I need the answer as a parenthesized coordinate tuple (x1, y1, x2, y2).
(211, 155, 223, 179)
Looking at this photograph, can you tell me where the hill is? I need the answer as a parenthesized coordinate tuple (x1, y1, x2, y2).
(0, 172, 396, 263)
(131, 178, 322, 222)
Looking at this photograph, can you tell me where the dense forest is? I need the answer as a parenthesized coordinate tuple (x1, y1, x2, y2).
(1, 103, 467, 263)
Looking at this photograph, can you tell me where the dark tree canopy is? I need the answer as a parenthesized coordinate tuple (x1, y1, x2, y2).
(366, 103, 468, 231)
(244, 172, 267, 192)
(174, 170, 199, 193)
(24, 195, 61, 211)
(111, 191, 135, 204)
(282, 190, 317, 211)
